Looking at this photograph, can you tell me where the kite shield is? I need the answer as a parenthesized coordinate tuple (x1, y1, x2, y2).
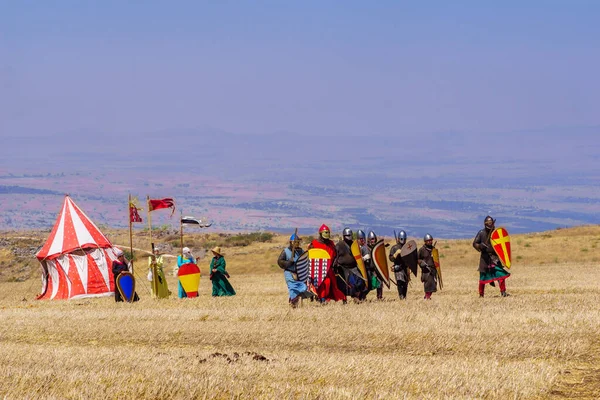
(178, 263, 201, 297)
(295, 251, 310, 282)
(432, 247, 443, 290)
(308, 248, 331, 287)
(351, 240, 368, 282)
(116, 271, 136, 303)
(400, 239, 418, 277)
(491, 227, 512, 268)
(372, 240, 390, 288)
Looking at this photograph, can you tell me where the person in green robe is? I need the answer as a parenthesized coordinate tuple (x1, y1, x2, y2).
(148, 246, 170, 298)
(209, 246, 236, 297)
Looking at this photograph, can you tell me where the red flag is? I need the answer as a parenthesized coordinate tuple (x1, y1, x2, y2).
(129, 203, 142, 223)
(148, 198, 175, 216)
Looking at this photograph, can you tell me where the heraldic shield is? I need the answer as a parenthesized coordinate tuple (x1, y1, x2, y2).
(372, 240, 390, 288)
(116, 271, 136, 303)
(491, 227, 512, 268)
(351, 240, 368, 282)
(400, 239, 419, 277)
(432, 247, 443, 290)
(295, 251, 310, 283)
(178, 263, 201, 297)
(308, 248, 331, 287)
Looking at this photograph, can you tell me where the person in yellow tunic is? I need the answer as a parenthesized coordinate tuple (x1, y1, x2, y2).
(148, 246, 170, 298)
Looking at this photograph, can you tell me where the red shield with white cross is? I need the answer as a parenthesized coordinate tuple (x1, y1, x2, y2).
(491, 227, 512, 268)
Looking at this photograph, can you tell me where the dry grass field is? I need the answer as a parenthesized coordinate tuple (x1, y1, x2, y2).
(0, 226, 599, 399)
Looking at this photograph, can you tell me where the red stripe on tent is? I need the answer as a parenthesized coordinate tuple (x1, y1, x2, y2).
(86, 253, 109, 295)
(61, 199, 80, 255)
(54, 259, 70, 300)
(67, 254, 86, 298)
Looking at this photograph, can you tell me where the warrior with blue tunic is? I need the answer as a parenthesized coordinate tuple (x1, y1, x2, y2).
(277, 233, 316, 307)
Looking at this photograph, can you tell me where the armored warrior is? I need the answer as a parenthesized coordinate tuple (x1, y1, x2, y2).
(277, 232, 316, 307)
(357, 230, 370, 300)
(417, 234, 438, 300)
(364, 231, 383, 300)
(473, 216, 511, 297)
(308, 224, 346, 302)
(335, 228, 368, 301)
(389, 230, 409, 299)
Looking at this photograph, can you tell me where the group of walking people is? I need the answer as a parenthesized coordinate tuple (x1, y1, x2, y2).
(278, 216, 511, 307)
(111, 215, 511, 305)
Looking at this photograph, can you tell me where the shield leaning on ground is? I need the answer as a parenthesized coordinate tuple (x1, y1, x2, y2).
(116, 271, 136, 303)
(351, 240, 368, 282)
(372, 240, 390, 288)
(308, 248, 331, 287)
(432, 247, 443, 290)
(400, 239, 419, 277)
(295, 251, 309, 282)
(491, 227, 512, 268)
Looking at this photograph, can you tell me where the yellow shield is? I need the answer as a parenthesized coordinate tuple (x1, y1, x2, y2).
(351, 240, 368, 282)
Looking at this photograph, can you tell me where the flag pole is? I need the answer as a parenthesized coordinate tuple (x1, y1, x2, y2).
(128, 194, 134, 275)
(147, 195, 153, 249)
(180, 210, 184, 257)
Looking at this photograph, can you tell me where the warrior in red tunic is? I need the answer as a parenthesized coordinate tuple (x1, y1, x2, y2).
(308, 224, 346, 303)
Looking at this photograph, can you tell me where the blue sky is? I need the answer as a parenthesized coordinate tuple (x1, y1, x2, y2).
(1, 1, 599, 138)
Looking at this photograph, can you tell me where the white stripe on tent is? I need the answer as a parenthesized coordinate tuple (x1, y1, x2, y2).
(68, 200, 98, 248)
(47, 202, 67, 258)
(48, 260, 60, 299)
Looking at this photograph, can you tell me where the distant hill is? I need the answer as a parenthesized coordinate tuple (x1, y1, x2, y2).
(1, 224, 598, 284)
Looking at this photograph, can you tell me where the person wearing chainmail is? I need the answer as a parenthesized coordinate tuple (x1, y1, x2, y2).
(364, 231, 383, 300)
(335, 228, 368, 302)
(277, 232, 316, 307)
(417, 234, 438, 300)
(357, 230, 370, 301)
(389, 230, 409, 299)
(473, 216, 511, 297)
(308, 224, 346, 303)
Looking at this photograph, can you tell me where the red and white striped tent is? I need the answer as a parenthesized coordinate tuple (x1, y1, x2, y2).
(36, 195, 120, 300)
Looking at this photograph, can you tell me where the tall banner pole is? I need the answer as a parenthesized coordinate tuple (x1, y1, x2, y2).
(180, 210, 184, 257)
(147, 195, 153, 248)
(128, 194, 134, 275)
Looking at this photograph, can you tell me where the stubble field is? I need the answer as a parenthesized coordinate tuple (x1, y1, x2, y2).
(0, 227, 599, 399)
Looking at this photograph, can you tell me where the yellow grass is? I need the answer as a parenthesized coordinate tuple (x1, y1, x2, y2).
(0, 226, 599, 399)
